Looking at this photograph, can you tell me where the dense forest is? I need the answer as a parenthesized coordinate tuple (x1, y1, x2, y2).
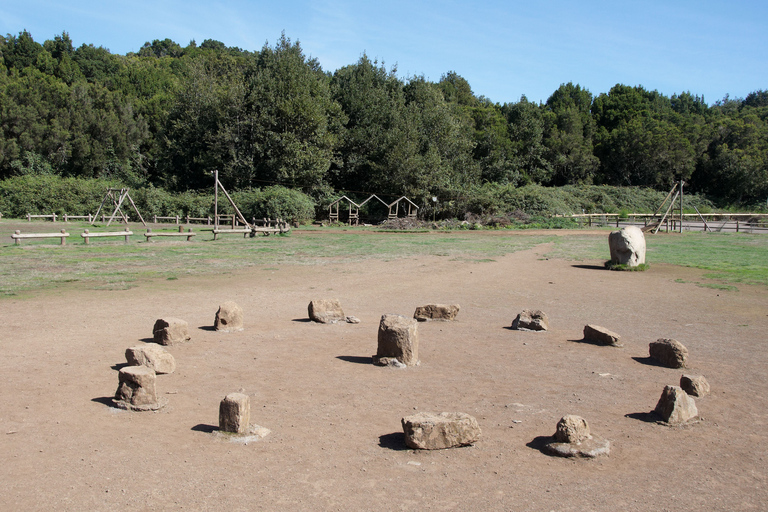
(0, 30, 766, 219)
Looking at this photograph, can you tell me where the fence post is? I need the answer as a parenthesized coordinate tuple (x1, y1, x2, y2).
(60, 228, 66, 245)
(736, 220, 740, 233)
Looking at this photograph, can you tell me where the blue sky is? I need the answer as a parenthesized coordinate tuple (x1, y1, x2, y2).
(2, 0, 766, 105)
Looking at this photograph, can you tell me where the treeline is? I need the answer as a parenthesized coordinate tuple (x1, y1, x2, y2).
(0, 30, 766, 216)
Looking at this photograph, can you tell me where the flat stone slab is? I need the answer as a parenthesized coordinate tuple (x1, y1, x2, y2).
(125, 344, 176, 374)
(413, 304, 460, 322)
(544, 436, 611, 458)
(583, 324, 622, 347)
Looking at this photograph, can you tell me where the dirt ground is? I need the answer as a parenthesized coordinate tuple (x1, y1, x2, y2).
(1, 233, 767, 511)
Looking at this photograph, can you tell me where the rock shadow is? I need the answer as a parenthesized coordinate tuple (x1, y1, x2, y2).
(568, 337, 612, 346)
(378, 432, 409, 451)
(526, 435, 554, 455)
(571, 264, 608, 271)
(139, 337, 155, 343)
(291, 318, 312, 323)
(631, 356, 668, 368)
(110, 362, 130, 371)
(191, 424, 218, 433)
(625, 411, 661, 423)
(198, 325, 217, 332)
(91, 396, 117, 408)
(336, 355, 373, 365)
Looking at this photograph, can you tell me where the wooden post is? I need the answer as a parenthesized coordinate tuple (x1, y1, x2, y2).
(84, 229, 90, 245)
(679, 179, 684, 233)
(736, 220, 740, 233)
(186, 228, 194, 242)
(60, 228, 66, 245)
(14, 230, 20, 245)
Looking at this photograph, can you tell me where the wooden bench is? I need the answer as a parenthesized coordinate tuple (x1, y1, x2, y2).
(81, 229, 133, 244)
(210, 228, 252, 240)
(11, 229, 70, 245)
(144, 227, 196, 242)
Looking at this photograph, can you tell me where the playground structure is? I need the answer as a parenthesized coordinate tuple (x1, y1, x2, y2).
(92, 188, 147, 227)
(328, 194, 420, 225)
(211, 170, 290, 236)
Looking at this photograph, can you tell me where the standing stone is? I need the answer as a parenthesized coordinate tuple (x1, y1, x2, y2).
(583, 324, 622, 347)
(373, 314, 419, 367)
(655, 385, 698, 425)
(554, 415, 591, 443)
(308, 299, 345, 324)
(649, 338, 688, 368)
(114, 366, 162, 410)
(125, 344, 176, 374)
(219, 393, 251, 434)
(153, 317, 191, 346)
(401, 412, 481, 450)
(413, 304, 460, 322)
(680, 374, 710, 397)
(544, 415, 610, 458)
(215, 301, 244, 332)
(512, 309, 550, 331)
(609, 226, 646, 266)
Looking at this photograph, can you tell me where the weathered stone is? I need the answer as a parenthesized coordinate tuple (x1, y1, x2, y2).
(373, 314, 419, 367)
(554, 415, 591, 443)
(401, 412, 481, 450)
(650, 338, 688, 368)
(512, 309, 550, 331)
(215, 301, 244, 332)
(583, 324, 622, 347)
(114, 366, 163, 410)
(125, 344, 176, 374)
(345, 316, 361, 324)
(609, 225, 646, 267)
(219, 393, 251, 434)
(680, 374, 710, 398)
(308, 299, 345, 324)
(413, 304, 460, 322)
(655, 385, 698, 425)
(152, 317, 190, 346)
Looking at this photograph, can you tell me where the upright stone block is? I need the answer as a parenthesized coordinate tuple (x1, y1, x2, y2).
(215, 301, 244, 332)
(373, 314, 419, 367)
(308, 299, 345, 324)
(153, 317, 190, 346)
(115, 366, 162, 411)
(219, 393, 251, 434)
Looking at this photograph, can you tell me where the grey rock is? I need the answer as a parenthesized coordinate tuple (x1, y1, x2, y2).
(609, 226, 646, 266)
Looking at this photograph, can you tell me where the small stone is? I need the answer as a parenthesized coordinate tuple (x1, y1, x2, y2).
(345, 316, 361, 324)
(413, 304, 460, 322)
(650, 338, 688, 368)
(401, 412, 481, 450)
(125, 345, 176, 374)
(655, 385, 698, 425)
(308, 299, 345, 324)
(583, 324, 622, 347)
(219, 393, 251, 434)
(512, 309, 550, 331)
(215, 301, 244, 332)
(373, 314, 419, 367)
(554, 415, 591, 443)
(152, 317, 190, 346)
(680, 374, 710, 398)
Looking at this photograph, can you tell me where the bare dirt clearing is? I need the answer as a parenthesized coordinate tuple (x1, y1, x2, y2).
(1, 234, 767, 511)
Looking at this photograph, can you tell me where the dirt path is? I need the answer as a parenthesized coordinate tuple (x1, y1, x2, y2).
(1, 240, 766, 511)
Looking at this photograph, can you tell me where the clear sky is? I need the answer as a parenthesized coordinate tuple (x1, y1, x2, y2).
(2, 0, 766, 105)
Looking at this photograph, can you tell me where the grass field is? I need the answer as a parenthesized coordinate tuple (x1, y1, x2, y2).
(2, 220, 767, 297)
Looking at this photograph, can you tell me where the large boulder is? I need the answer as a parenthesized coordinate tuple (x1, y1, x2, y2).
(655, 385, 698, 425)
(308, 299, 345, 324)
(215, 301, 244, 332)
(125, 344, 176, 374)
(512, 309, 549, 331)
(401, 412, 481, 450)
(413, 304, 460, 322)
(114, 366, 164, 411)
(152, 317, 190, 346)
(373, 314, 419, 367)
(649, 338, 688, 368)
(609, 226, 646, 267)
(583, 324, 622, 347)
(219, 393, 251, 434)
(680, 374, 710, 398)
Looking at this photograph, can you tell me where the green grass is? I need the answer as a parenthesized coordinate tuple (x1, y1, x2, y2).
(2, 220, 767, 296)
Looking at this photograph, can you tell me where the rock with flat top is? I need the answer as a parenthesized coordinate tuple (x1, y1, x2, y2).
(114, 366, 165, 411)
(680, 374, 709, 397)
(125, 344, 176, 374)
(583, 324, 622, 347)
(308, 299, 345, 324)
(219, 393, 251, 434)
(655, 385, 698, 425)
(609, 226, 646, 266)
(373, 314, 419, 367)
(413, 304, 460, 322)
(512, 309, 550, 331)
(153, 317, 190, 346)
(401, 412, 481, 450)
(215, 301, 244, 332)
(650, 338, 688, 368)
